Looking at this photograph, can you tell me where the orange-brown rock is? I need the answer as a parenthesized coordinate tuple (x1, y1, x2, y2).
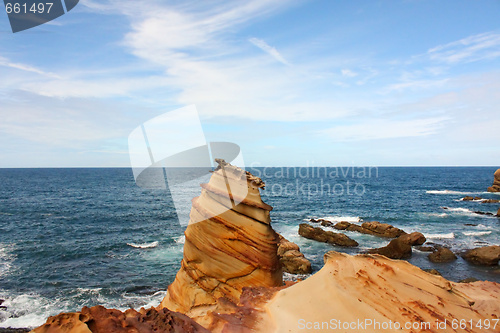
(463, 245, 500, 266)
(487, 168, 500, 192)
(257, 251, 500, 333)
(277, 234, 312, 274)
(159, 160, 282, 324)
(298, 223, 358, 247)
(32, 305, 209, 333)
(428, 246, 457, 263)
(366, 232, 425, 259)
(334, 221, 406, 238)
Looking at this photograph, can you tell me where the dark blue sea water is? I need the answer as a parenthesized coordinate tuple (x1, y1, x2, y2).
(0, 167, 499, 328)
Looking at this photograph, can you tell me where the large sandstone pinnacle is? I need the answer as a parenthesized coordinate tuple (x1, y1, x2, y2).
(159, 160, 282, 317)
(487, 168, 500, 192)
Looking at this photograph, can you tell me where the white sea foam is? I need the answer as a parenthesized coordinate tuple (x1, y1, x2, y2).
(462, 231, 492, 236)
(173, 235, 185, 244)
(0, 288, 169, 329)
(442, 207, 477, 216)
(423, 212, 448, 218)
(426, 190, 481, 195)
(283, 272, 311, 282)
(425, 233, 455, 239)
(0, 244, 14, 278)
(315, 216, 361, 223)
(127, 241, 159, 249)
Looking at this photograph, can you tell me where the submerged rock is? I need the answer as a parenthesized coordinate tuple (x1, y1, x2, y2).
(463, 196, 482, 201)
(32, 305, 209, 333)
(423, 268, 442, 276)
(277, 234, 312, 274)
(460, 277, 479, 283)
(159, 160, 282, 324)
(298, 223, 359, 247)
(428, 246, 457, 263)
(487, 168, 500, 192)
(463, 245, 500, 266)
(334, 221, 406, 238)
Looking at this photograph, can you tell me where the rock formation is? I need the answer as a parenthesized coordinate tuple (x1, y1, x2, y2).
(32, 305, 209, 333)
(258, 251, 500, 333)
(487, 168, 500, 192)
(367, 232, 425, 259)
(276, 234, 312, 274)
(463, 196, 483, 201)
(463, 245, 500, 266)
(334, 221, 406, 238)
(159, 160, 282, 324)
(397, 231, 426, 246)
(298, 223, 358, 247)
(428, 246, 457, 263)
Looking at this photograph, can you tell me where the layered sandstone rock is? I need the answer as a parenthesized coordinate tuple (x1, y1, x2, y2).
(277, 234, 312, 274)
(298, 223, 358, 247)
(334, 221, 406, 238)
(487, 169, 500, 192)
(159, 160, 282, 322)
(32, 305, 209, 333)
(258, 251, 500, 333)
(463, 245, 500, 266)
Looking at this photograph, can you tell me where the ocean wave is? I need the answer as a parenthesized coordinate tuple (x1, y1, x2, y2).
(173, 235, 185, 244)
(0, 244, 15, 278)
(314, 216, 361, 223)
(0, 288, 168, 329)
(423, 212, 448, 218)
(127, 241, 159, 249)
(426, 190, 482, 195)
(462, 231, 492, 236)
(425, 233, 455, 239)
(441, 207, 477, 216)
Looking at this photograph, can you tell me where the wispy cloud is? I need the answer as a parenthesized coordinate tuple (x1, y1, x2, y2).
(383, 78, 450, 93)
(428, 31, 500, 64)
(319, 117, 449, 142)
(341, 68, 357, 77)
(249, 37, 291, 66)
(0, 56, 61, 78)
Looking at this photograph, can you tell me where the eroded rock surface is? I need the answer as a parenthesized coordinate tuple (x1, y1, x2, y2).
(334, 221, 406, 238)
(258, 251, 500, 333)
(487, 168, 500, 192)
(463, 245, 500, 266)
(277, 234, 312, 274)
(32, 305, 209, 333)
(159, 160, 282, 325)
(428, 246, 457, 263)
(367, 232, 425, 259)
(298, 223, 358, 247)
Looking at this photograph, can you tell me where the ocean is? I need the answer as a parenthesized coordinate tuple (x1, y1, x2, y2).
(0, 167, 499, 329)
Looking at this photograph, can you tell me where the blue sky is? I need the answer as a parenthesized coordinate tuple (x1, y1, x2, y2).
(0, 0, 499, 167)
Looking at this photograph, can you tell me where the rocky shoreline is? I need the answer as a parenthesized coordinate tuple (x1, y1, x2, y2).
(28, 162, 500, 332)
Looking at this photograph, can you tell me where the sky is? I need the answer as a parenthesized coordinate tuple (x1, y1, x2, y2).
(0, 0, 499, 167)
